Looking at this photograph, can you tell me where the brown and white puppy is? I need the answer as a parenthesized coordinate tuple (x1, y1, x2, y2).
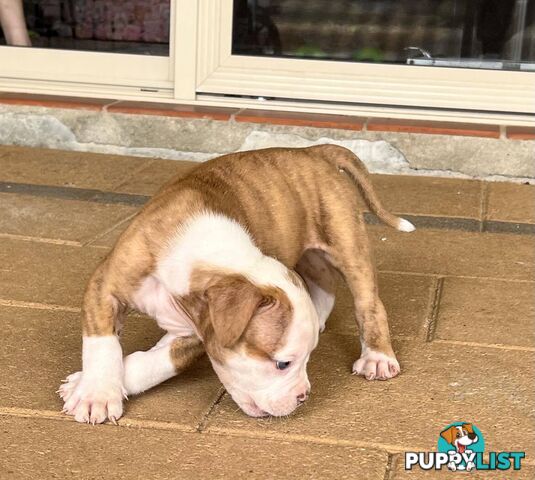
(58, 144, 414, 424)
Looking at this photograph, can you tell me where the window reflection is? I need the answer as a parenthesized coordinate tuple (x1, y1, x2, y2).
(0, 0, 170, 56)
(233, 0, 535, 71)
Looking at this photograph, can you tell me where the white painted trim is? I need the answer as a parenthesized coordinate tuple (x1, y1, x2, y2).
(173, 0, 198, 100)
(0, 46, 172, 87)
(0, 76, 533, 126)
(196, 94, 535, 127)
(197, 0, 222, 86)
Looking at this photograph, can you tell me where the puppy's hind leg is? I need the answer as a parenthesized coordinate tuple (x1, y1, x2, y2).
(322, 211, 400, 381)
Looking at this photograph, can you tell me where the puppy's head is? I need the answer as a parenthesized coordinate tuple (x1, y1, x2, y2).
(184, 260, 320, 417)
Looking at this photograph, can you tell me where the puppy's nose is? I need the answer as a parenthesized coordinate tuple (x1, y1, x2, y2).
(468, 433, 477, 440)
(296, 390, 310, 405)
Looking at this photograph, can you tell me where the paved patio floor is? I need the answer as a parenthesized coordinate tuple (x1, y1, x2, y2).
(0, 145, 533, 479)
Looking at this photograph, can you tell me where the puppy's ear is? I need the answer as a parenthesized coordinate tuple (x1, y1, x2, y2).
(440, 426, 457, 445)
(205, 275, 264, 348)
(463, 423, 474, 434)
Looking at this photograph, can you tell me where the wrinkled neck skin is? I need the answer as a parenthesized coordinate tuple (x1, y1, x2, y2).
(157, 212, 320, 417)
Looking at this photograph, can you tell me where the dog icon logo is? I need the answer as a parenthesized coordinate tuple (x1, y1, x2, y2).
(405, 421, 524, 472)
(438, 422, 484, 472)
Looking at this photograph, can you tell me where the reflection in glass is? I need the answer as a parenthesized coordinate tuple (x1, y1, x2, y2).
(233, 0, 535, 71)
(0, 0, 31, 46)
(0, 0, 170, 56)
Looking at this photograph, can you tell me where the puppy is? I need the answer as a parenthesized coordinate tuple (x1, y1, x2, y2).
(59, 144, 414, 423)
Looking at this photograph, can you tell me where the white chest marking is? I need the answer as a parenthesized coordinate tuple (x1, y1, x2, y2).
(132, 275, 194, 337)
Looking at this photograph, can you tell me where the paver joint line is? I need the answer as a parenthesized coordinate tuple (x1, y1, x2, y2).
(483, 220, 535, 235)
(425, 277, 444, 342)
(109, 158, 158, 192)
(196, 387, 227, 433)
(0, 232, 81, 247)
(205, 426, 414, 454)
(4, 406, 535, 466)
(383, 454, 398, 480)
(0, 298, 81, 313)
(81, 212, 139, 247)
(0, 407, 399, 455)
(0, 181, 150, 206)
(0, 407, 195, 433)
(433, 339, 535, 352)
(381, 270, 535, 283)
(1, 180, 534, 234)
(479, 182, 489, 232)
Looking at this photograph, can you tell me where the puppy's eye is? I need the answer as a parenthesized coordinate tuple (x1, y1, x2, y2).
(456, 432, 461, 438)
(275, 360, 291, 370)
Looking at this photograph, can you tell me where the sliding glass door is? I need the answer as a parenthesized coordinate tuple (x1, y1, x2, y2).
(196, 0, 535, 113)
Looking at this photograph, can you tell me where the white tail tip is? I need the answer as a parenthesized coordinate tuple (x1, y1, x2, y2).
(397, 218, 416, 232)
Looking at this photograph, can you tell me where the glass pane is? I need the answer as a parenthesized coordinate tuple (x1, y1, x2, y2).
(0, 0, 170, 56)
(232, 0, 535, 71)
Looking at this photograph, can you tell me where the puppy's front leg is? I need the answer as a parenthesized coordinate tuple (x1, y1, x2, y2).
(60, 263, 127, 424)
(123, 334, 204, 395)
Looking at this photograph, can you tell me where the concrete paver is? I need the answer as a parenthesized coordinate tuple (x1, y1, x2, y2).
(436, 277, 535, 347)
(371, 174, 482, 219)
(0, 416, 389, 480)
(113, 159, 197, 196)
(0, 239, 105, 307)
(487, 182, 535, 224)
(327, 272, 434, 340)
(370, 226, 534, 280)
(0, 193, 138, 244)
(0, 145, 148, 190)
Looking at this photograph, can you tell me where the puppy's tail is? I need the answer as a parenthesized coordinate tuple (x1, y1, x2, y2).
(319, 144, 415, 232)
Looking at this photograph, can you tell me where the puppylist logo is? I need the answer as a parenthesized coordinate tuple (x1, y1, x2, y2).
(405, 422, 525, 472)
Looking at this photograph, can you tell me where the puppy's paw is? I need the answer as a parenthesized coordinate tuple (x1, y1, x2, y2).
(352, 350, 400, 380)
(59, 371, 126, 425)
